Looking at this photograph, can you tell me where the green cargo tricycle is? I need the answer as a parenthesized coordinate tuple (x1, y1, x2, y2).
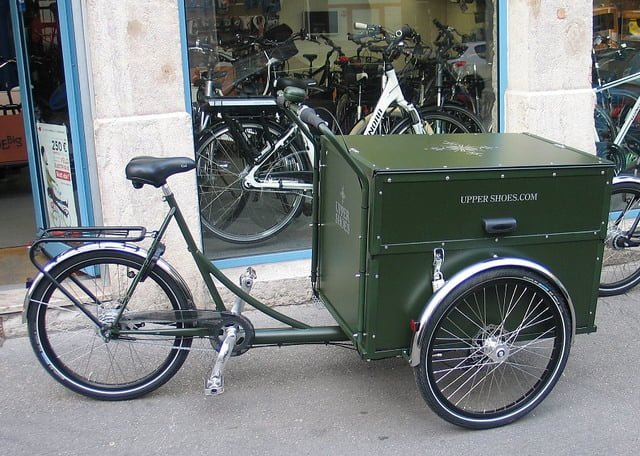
(23, 91, 614, 430)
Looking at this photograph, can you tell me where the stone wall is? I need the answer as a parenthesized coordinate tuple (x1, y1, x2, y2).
(505, 0, 595, 153)
(84, 1, 210, 306)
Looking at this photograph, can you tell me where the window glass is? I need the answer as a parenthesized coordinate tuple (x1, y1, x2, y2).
(593, 1, 640, 82)
(185, 0, 497, 261)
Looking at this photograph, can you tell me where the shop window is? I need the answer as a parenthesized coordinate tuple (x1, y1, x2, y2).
(185, 0, 497, 261)
(593, 2, 640, 82)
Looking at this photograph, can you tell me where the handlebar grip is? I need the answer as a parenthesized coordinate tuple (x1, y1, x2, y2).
(299, 106, 327, 131)
(354, 22, 368, 30)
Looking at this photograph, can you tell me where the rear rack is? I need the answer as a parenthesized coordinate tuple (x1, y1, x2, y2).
(35, 226, 147, 244)
(29, 226, 148, 271)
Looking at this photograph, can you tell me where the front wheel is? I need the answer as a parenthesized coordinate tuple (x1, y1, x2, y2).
(600, 180, 640, 296)
(414, 267, 571, 429)
(26, 250, 194, 400)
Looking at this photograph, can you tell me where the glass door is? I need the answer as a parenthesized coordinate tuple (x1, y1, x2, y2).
(10, 0, 94, 231)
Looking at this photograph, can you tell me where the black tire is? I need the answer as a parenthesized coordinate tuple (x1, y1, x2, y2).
(391, 111, 471, 134)
(27, 250, 194, 400)
(420, 104, 487, 133)
(335, 93, 358, 134)
(348, 107, 405, 135)
(600, 180, 640, 296)
(414, 267, 571, 429)
(196, 120, 310, 244)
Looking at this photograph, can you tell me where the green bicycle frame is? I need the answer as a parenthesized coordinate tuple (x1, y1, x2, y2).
(113, 185, 348, 345)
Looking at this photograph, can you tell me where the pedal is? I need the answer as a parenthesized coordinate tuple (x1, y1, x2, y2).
(231, 267, 257, 314)
(205, 325, 237, 396)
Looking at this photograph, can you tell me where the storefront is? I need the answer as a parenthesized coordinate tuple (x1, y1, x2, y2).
(1, 1, 595, 299)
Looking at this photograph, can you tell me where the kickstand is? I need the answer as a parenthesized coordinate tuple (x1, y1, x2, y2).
(205, 326, 237, 396)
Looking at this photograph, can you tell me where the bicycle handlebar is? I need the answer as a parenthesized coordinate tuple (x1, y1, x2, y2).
(348, 23, 418, 61)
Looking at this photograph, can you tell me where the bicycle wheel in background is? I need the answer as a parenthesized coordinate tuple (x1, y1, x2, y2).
(196, 120, 310, 244)
(600, 179, 640, 296)
(600, 89, 640, 169)
(420, 103, 487, 133)
(26, 250, 194, 400)
(414, 267, 571, 429)
(335, 92, 359, 134)
(390, 111, 470, 134)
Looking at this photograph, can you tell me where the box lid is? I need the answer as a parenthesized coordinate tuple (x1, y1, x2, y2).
(343, 133, 608, 173)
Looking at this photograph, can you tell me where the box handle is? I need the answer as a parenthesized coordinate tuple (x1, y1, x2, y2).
(482, 217, 517, 235)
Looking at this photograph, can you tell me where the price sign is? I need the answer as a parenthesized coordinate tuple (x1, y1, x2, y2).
(36, 123, 78, 226)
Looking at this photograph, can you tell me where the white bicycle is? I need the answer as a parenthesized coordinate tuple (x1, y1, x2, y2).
(196, 24, 468, 244)
(345, 23, 469, 135)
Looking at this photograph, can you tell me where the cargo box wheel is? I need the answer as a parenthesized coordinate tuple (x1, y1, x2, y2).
(414, 267, 571, 429)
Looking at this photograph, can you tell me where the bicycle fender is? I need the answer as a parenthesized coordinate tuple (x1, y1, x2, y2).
(408, 257, 575, 367)
(612, 175, 640, 187)
(23, 242, 196, 322)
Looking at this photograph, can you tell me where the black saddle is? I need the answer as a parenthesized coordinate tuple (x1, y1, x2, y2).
(125, 156, 195, 188)
(274, 77, 317, 92)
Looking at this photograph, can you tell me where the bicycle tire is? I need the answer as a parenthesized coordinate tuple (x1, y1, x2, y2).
(348, 107, 405, 135)
(390, 111, 471, 134)
(335, 93, 359, 134)
(420, 103, 487, 133)
(196, 120, 311, 244)
(414, 267, 571, 429)
(600, 179, 640, 296)
(26, 249, 194, 400)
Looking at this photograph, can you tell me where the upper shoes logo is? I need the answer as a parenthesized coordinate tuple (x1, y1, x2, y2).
(335, 186, 350, 234)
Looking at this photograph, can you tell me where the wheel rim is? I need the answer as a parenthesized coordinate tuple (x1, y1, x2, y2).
(31, 254, 191, 396)
(196, 123, 307, 243)
(426, 275, 567, 422)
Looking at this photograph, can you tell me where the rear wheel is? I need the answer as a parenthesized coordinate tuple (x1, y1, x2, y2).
(414, 267, 571, 429)
(26, 250, 194, 400)
(600, 180, 640, 296)
(196, 120, 310, 244)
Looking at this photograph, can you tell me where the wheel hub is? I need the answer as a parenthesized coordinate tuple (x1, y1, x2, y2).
(473, 325, 510, 364)
(606, 226, 630, 250)
(482, 336, 510, 364)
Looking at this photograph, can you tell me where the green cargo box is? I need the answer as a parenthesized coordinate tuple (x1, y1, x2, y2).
(315, 133, 614, 360)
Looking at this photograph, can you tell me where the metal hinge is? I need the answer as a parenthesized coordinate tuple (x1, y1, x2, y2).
(432, 248, 446, 292)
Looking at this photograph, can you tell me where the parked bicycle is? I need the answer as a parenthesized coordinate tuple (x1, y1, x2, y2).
(589, 39, 640, 296)
(341, 23, 469, 135)
(592, 36, 640, 174)
(24, 87, 610, 430)
(406, 19, 487, 133)
(194, 24, 469, 245)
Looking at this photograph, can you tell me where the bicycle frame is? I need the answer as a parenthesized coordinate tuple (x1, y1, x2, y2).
(595, 70, 640, 147)
(363, 61, 425, 135)
(26, 186, 347, 344)
(201, 96, 315, 193)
